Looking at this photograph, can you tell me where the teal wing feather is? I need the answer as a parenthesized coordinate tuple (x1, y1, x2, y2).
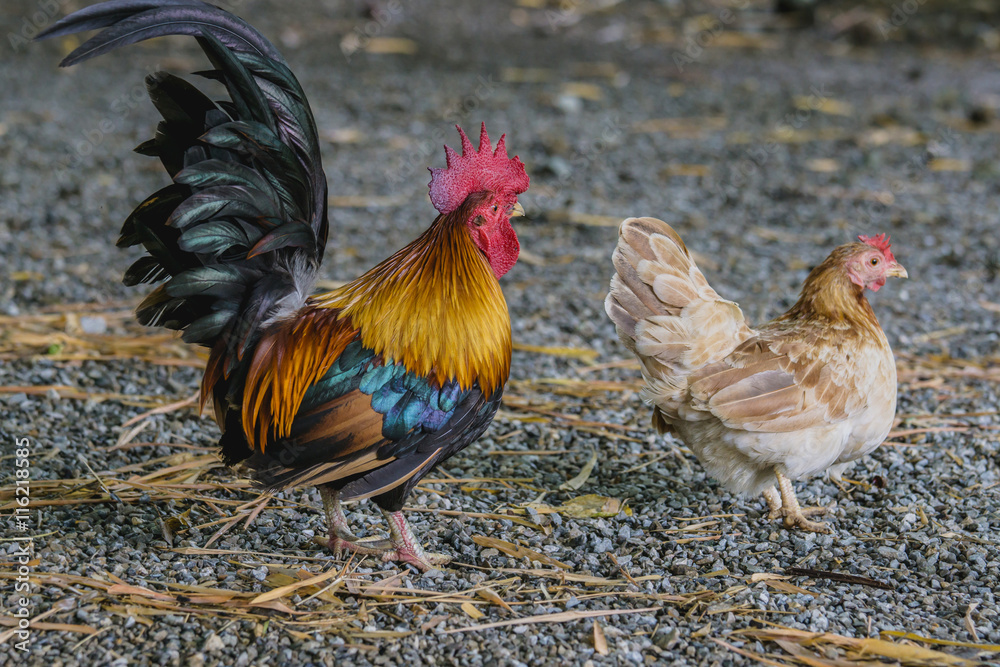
(239, 339, 501, 511)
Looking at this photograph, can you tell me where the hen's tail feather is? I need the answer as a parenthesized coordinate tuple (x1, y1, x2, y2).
(37, 0, 330, 369)
(606, 217, 752, 383)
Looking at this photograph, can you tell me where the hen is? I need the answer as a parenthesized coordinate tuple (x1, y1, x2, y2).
(39, 1, 529, 569)
(606, 218, 906, 532)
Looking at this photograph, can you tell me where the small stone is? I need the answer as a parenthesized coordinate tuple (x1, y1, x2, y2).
(79, 315, 108, 334)
(203, 633, 224, 653)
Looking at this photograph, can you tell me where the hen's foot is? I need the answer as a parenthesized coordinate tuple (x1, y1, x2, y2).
(762, 486, 782, 519)
(768, 472, 833, 533)
(779, 509, 831, 533)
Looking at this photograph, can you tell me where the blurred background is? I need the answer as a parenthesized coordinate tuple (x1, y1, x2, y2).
(3, 0, 999, 358)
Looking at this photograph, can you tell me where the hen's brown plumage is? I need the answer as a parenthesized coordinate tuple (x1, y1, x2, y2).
(607, 218, 907, 532)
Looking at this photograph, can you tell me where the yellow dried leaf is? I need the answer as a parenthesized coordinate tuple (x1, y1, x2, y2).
(501, 67, 554, 83)
(11, 271, 44, 281)
(702, 568, 730, 578)
(794, 96, 853, 116)
(461, 602, 485, 619)
(632, 116, 728, 137)
(928, 158, 971, 172)
(328, 195, 409, 208)
(561, 82, 604, 101)
(712, 32, 778, 49)
(660, 164, 712, 178)
(472, 535, 571, 570)
(364, 37, 418, 55)
(805, 158, 840, 173)
(512, 342, 600, 362)
(560, 450, 598, 491)
(692, 622, 712, 638)
(881, 630, 1000, 652)
(251, 567, 341, 604)
(857, 637, 976, 665)
(593, 619, 609, 656)
(558, 494, 629, 519)
(477, 588, 513, 612)
(765, 579, 820, 598)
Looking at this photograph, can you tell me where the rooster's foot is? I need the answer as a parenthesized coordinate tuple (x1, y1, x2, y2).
(382, 509, 450, 572)
(316, 487, 449, 571)
(381, 547, 451, 571)
(317, 486, 393, 555)
(330, 533, 395, 556)
(311, 532, 394, 552)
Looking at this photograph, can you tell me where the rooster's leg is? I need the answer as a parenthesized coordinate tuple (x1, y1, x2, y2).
(380, 510, 451, 572)
(774, 472, 831, 533)
(317, 486, 392, 554)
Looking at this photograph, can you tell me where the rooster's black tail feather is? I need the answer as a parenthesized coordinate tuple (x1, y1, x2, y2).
(38, 1, 330, 368)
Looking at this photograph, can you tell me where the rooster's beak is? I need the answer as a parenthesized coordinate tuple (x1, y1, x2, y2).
(510, 202, 525, 218)
(887, 263, 908, 279)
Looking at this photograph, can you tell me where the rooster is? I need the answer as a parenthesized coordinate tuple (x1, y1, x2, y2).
(39, 1, 529, 570)
(606, 218, 906, 532)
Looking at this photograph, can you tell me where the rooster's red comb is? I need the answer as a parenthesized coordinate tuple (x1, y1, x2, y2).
(428, 123, 530, 215)
(858, 233, 896, 264)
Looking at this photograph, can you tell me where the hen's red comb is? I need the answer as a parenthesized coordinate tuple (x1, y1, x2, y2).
(428, 123, 529, 215)
(858, 233, 896, 264)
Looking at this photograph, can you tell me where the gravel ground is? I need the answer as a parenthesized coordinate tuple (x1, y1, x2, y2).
(2, 1, 1000, 665)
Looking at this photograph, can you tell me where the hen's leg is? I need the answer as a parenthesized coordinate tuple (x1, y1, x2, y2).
(317, 486, 392, 554)
(380, 510, 451, 572)
(762, 486, 783, 519)
(774, 472, 831, 533)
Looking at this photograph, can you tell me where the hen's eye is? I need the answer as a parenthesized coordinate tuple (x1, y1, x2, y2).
(870, 257, 880, 266)
(492, 205, 498, 213)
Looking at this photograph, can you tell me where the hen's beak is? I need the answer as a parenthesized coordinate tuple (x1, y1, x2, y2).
(887, 263, 908, 279)
(510, 202, 525, 218)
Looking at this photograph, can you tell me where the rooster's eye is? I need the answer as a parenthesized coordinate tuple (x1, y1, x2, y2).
(492, 205, 498, 213)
